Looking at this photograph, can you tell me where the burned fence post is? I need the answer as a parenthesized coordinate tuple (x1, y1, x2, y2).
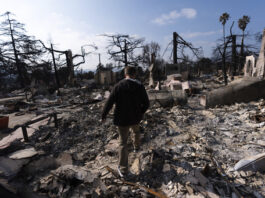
(22, 125, 29, 142)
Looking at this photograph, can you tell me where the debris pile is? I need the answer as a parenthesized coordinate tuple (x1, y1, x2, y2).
(0, 79, 265, 197)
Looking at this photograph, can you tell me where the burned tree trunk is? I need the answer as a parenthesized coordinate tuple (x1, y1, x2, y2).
(51, 44, 60, 89)
(104, 34, 144, 67)
(124, 39, 128, 67)
(239, 30, 245, 73)
(65, 50, 74, 85)
(231, 35, 237, 77)
(7, 14, 24, 87)
(222, 52, 228, 85)
(39, 40, 96, 87)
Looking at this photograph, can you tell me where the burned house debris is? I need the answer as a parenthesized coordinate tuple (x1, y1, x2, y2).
(94, 66, 117, 85)
(244, 29, 265, 78)
(0, 7, 265, 198)
(1, 77, 265, 197)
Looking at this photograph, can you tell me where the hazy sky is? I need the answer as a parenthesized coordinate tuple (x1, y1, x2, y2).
(0, 0, 264, 70)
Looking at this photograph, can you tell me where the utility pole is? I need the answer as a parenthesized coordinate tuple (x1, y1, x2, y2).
(51, 44, 60, 89)
(173, 32, 178, 64)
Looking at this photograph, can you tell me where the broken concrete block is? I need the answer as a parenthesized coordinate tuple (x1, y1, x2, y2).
(167, 73, 182, 81)
(200, 77, 265, 107)
(182, 81, 191, 91)
(8, 147, 38, 159)
(234, 152, 265, 172)
(166, 79, 182, 90)
(148, 90, 187, 107)
(170, 82, 182, 90)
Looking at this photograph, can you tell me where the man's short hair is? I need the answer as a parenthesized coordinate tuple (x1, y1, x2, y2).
(124, 66, 136, 77)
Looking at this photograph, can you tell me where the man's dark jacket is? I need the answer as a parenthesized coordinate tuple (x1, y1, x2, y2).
(102, 78, 149, 126)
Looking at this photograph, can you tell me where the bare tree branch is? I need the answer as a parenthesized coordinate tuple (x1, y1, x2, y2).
(103, 33, 144, 67)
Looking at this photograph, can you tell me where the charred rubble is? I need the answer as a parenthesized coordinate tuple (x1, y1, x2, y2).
(0, 74, 265, 198)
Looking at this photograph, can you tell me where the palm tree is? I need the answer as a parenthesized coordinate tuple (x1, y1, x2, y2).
(219, 12, 230, 85)
(238, 15, 250, 71)
(219, 13, 230, 42)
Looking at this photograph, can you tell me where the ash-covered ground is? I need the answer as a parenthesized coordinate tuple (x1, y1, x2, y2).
(1, 77, 265, 198)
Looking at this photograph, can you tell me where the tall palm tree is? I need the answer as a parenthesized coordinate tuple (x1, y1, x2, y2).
(219, 12, 230, 85)
(238, 15, 250, 71)
(219, 13, 230, 43)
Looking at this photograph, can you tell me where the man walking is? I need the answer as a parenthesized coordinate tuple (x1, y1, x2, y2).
(101, 66, 149, 177)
